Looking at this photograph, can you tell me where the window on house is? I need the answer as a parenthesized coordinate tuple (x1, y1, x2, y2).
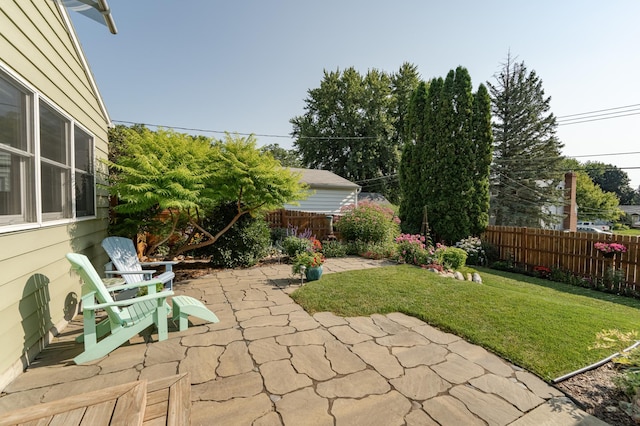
(74, 125, 94, 217)
(0, 69, 96, 230)
(0, 74, 35, 226)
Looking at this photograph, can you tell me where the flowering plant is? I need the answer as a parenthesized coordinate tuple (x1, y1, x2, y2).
(455, 236, 486, 266)
(594, 242, 627, 254)
(292, 251, 325, 274)
(533, 265, 552, 279)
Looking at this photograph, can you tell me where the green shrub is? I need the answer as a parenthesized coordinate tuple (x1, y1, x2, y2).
(196, 203, 271, 268)
(336, 201, 400, 244)
(270, 227, 288, 244)
(614, 369, 640, 398)
(359, 241, 396, 260)
(441, 247, 468, 270)
(455, 236, 485, 265)
(282, 235, 312, 258)
(394, 234, 428, 265)
(321, 240, 348, 258)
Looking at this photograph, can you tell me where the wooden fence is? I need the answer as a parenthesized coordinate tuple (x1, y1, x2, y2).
(265, 210, 338, 240)
(482, 226, 640, 289)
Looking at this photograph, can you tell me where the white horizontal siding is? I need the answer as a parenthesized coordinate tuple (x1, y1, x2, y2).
(285, 188, 358, 214)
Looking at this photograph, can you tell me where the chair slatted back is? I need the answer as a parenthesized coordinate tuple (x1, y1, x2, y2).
(102, 237, 144, 285)
(66, 253, 124, 324)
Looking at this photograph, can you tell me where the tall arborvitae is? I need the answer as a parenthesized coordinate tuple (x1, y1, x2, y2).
(432, 67, 475, 242)
(488, 54, 564, 227)
(469, 84, 493, 235)
(400, 67, 493, 243)
(399, 81, 429, 234)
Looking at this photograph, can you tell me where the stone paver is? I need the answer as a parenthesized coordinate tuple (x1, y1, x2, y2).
(450, 384, 522, 425)
(332, 390, 412, 426)
(192, 393, 273, 426)
(276, 387, 333, 426)
(248, 337, 291, 364)
(351, 340, 404, 379)
(0, 256, 606, 426)
(327, 325, 373, 344)
(179, 346, 224, 384)
(216, 340, 254, 377)
(390, 366, 451, 400)
(392, 344, 448, 367)
(431, 353, 485, 384)
(276, 329, 335, 346)
(324, 340, 366, 374)
(346, 316, 387, 337)
(191, 371, 263, 401)
(508, 397, 609, 426)
(470, 374, 544, 412)
(316, 370, 390, 398)
(313, 311, 348, 327)
(423, 395, 486, 426)
(290, 345, 336, 381)
(260, 359, 312, 395)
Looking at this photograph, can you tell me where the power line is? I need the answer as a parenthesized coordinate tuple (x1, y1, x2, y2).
(557, 111, 640, 126)
(114, 100, 640, 140)
(556, 103, 640, 119)
(112, 120, 379, 140)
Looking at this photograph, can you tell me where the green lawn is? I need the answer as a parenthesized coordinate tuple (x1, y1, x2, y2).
(291, 264, 640, 380)
(614, 228, 640, 236)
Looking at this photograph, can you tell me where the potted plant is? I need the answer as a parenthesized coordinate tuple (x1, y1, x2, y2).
(594, 242, 627, 258)
(292, 251, 325, 281)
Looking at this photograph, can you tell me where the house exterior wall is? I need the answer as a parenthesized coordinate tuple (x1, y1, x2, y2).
(284, 188, 358, 214)
(0, 1, 110, 390)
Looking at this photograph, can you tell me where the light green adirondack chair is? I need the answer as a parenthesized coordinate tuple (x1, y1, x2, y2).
(101, 237, 220, 331)
(66, 253, 173, 364)
(102, 236, 177, 290)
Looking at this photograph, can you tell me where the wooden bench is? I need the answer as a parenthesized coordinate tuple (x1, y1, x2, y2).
(0, 373, 191, 426)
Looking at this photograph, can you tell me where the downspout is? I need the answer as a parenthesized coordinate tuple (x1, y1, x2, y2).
(97, 0, 118, 34)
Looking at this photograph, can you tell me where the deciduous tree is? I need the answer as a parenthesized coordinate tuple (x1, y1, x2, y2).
(291, 66, 411, 203)
(107, 128, 306, 256)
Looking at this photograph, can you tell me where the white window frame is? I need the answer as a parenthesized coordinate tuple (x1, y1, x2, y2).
(0, 65, 97, 234)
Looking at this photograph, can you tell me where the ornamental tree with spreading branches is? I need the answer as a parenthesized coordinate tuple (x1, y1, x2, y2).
(106, 127, 307, 257)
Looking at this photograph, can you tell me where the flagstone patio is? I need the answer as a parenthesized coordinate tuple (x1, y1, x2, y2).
(0, 257, 607, 425)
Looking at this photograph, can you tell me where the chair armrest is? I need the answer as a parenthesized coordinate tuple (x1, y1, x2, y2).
(105, 279, 165, 293)
(89, 290, 175, 310)
(140, 261, 178, 272)
(105, 269, 157, 276)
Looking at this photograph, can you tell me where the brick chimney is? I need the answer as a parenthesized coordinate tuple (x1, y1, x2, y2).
(563, 172, 577, 231)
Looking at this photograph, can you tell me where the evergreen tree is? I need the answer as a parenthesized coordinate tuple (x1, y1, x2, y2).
(399, 67, 492, 243)
(399, 81, 429, 234)
(469, 84, 493, 235)
(488, 54, 564, 228)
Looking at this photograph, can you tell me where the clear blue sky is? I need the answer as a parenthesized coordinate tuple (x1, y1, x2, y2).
(70, 0, 640, 189)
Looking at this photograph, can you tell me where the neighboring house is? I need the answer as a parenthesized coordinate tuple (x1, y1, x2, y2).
(620, 205, 640, 228)
(0, 1, 112, 390)
(284, 168, 361, 214)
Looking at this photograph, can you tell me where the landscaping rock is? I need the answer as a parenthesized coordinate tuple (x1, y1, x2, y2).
(472, 273, 482, 284)
(454, 271, 465, 281)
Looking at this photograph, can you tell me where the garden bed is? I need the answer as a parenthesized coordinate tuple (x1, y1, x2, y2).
(557, 363, 634, 426)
